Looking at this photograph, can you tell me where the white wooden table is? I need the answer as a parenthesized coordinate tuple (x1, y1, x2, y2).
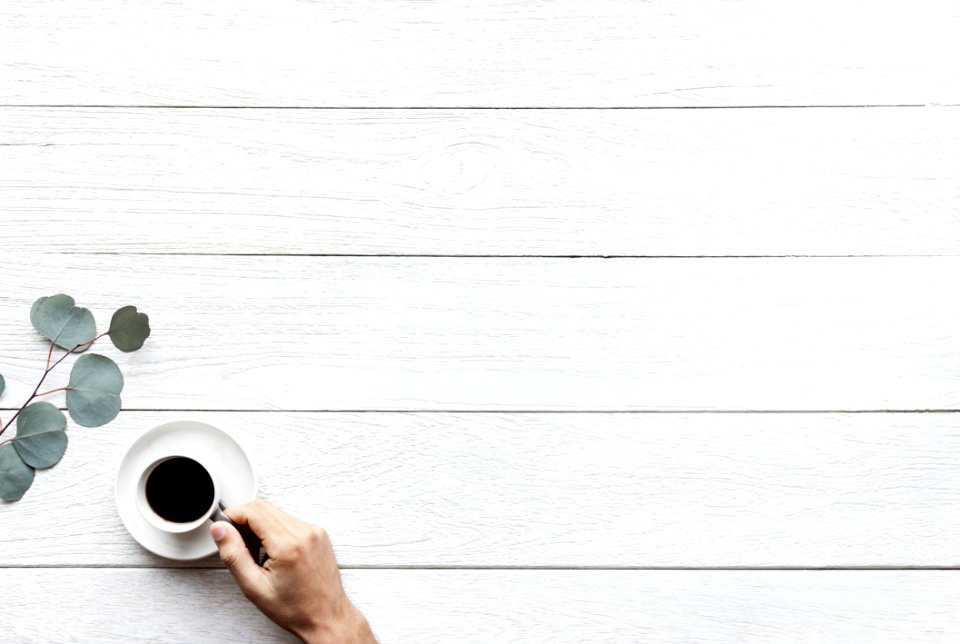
(2, 2, 959, 641)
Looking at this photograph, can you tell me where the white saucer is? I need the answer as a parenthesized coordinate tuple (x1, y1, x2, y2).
(115, 420, 258, 561)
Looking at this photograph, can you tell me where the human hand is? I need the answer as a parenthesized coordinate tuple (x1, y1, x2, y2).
(211, 500, 375, 644)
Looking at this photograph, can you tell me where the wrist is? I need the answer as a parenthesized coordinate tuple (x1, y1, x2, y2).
(300, 604, 374, 644)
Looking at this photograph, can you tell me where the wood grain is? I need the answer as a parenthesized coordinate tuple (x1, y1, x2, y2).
(1, 411, 959, 567)
(1, 254, 959, 411)
(2, 107, 959, 256)
(1, 1, 957, 107)
(3, 568, 959, 643)
(4, 1, 956, 640)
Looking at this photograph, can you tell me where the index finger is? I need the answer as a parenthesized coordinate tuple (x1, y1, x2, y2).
(224, 499, 297, 554)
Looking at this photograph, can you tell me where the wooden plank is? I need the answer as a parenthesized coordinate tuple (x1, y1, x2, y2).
(1, 254, 959, 411)
(2, 107, 959, 256)
(1, 2, 957, 106)
(2, 568, 959, 642)
(1, 411, 959, 567)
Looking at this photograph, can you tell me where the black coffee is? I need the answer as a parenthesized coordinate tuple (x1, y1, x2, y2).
(145, 457, 215, 523)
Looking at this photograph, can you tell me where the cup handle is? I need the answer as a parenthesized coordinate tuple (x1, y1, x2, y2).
(211, 500, 266, 566)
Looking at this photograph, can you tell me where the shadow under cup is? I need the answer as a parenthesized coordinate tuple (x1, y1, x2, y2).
(136, 455, 221, 533)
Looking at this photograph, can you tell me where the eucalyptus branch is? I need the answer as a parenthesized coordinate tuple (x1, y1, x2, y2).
(0, 295, 151, 502)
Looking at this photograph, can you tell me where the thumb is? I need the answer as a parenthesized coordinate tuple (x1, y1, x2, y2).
(211, 521, 266, 599)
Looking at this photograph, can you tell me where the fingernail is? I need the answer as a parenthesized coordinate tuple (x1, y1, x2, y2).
(211, 523, 228, 541)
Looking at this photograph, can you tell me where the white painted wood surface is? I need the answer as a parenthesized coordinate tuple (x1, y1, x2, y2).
(1, 1, 957, 106)
(2, 107, 958, 256)
(3, 0, 959, 641)
(3, 411, 960, 568)
(3, 569, 960, 643)
(2, 254, 959, 411)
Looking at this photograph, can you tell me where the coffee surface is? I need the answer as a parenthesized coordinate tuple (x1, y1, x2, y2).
(145, 457, 215, 523)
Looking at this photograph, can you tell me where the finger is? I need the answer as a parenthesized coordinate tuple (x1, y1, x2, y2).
(251, 503, 315, 540)
(223, 499, 297, 554)
(211, 521, 268, 600)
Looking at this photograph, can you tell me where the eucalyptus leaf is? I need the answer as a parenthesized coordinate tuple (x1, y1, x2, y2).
(108, 305, 151, 352)
(31, 294, 96, 352)
(14, 402, 68, 469)
(0, 372, 4, 398)
(66, 354, 124, 427)
(0, 443, 34, 502)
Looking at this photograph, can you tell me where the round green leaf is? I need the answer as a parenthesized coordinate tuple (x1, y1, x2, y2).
(66, 354, 124, 427)
(0, 372, 5, 398)
(0, 443, 35, 502)
(108, 305, 151, 352)
(14, 402, 68, 469)
(31, 294, 96, 352)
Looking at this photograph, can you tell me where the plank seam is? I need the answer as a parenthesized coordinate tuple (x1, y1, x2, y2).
(48, 253, 960, 259)
(4, 408, 960, 414)
(0, 104, 938, 110)
(2, 565, 960, 571)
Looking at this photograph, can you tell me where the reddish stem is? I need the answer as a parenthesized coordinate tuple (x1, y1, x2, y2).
(45, 329, 65, 371)
(36, 386, 71, 398)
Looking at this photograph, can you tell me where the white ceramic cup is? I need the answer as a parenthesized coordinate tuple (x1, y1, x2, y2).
(135, 454, 221, 534)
